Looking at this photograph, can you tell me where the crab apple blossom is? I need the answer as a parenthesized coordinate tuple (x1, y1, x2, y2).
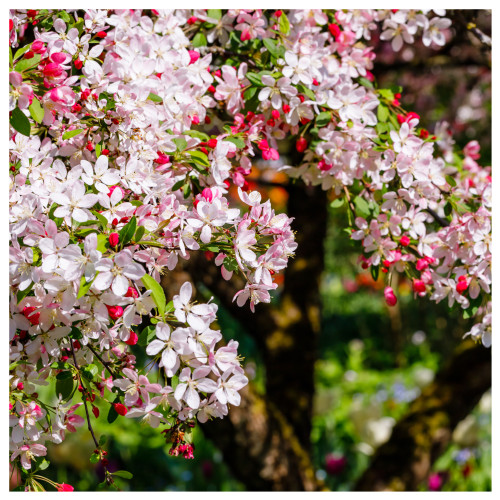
(8, 7, 491, 491)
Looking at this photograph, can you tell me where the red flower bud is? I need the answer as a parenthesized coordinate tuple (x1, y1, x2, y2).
(92, 406, 100, 418)
(282, 103, 291, 114)
(207, 138, 218, 148)
(74, 58, 83, 70)
(456, 279, 468, 294)
(96, 31, 107, 38)
(400, 235, 410, 246)
(328, 23, 341, 38)
(106, 305, 124, 320)
(109, 232, 120, 247)
(114, 403, 128, 416)
(101, 149, 110, 156)
(271, 109, 280, 120)
(413, 279, 426, 293)
(125, 331, 138, 345)
(274, 10, 282, 17)
(296, 137, 308, 153)
(24, 50, 34, 59)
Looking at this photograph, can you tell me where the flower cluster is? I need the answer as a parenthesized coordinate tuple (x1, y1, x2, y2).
(9, 8, 490, 490)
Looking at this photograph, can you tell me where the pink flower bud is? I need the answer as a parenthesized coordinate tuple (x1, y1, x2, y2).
(125, 287, 139, 298)
(201, 187, 214, 202)
(106, 305, 123, 320)
(413, 279, 426, 294)
(188, 50, 200, 64)
(109, 232, 120, 247)
(42, 62, 63, 78)
(384, 286, 397, 306)
(125, 331, 138, 345)
(400, 235, 410, 246)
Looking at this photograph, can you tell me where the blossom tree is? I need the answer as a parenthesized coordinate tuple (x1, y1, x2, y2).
(9, 9, 491, 491)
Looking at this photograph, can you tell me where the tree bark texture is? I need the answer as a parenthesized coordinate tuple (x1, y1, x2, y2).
(354, 340, 491, 491)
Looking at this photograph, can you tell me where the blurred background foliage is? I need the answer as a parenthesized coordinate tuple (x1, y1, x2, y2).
(34, 9, 491, 492)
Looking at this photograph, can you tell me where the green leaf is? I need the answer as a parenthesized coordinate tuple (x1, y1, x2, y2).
(56, 370, 73, 380)
(14, 53, 41, 73)
(147, 92, 163, 103)
(139, 325, 156, 347)
(184, 129, 209, 142)
(69, 326, 83, 339)
(330, 198, 345, 208)
(17, 282, 34, 304)
(77, 275, 96, 299)
(91, 210, 109, 229)
(297, 84, 316, 101)
(82, 364, 98, 381)
(89, 453, 100, 464)
(29, 97, 45, 124)
(10, 107, 30, 137)
(223, 257, 239, 272)
(55, 377, 76, 401)
(112, 470, 134, 480)
(370, 265, 380, 282)
(187, 150, 210, 167)
(377, 105, 389, 123)
(75, 18, 84, 36)
(62, 128, 84, 140)
(354, 196, 371, 218)
(445, 175, 457, 187)
(38, 459, 50, 471)
(207, 9, 222, 20)
(58, 11, 71, 23)
(224, 136, 245, 149)
(263, 38, 280, 58)
(358, 76, 374, 89)
(245, 72, 264, 87)
(51, 361, 72, 370)
(444, 202, 452, 216)
(118, 216, 137, 246)
(315, 111, 332, 127)
(173, 137, 188, 152)
(13, 45, 31, 62)
(96, 234, 109, 253)
(192, 32, 207, 48)
(99, 435, 107, 446)
(279, 11, 290, 35)
(134, 225, 145, 243)
(378, 88, 395, 101)
(107, 404, 118, 424)
(165, 300, 175, 314)
(244, 86, 258, 101)
(141, 274, 167, 318)
(95, 142, 102, 158)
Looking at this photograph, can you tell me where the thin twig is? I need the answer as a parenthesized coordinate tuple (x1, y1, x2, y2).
(343, 186, 357, 221)
(426, 207, 450, 227)
(86, 343, 118, 379)
(69, 340, 99, 449)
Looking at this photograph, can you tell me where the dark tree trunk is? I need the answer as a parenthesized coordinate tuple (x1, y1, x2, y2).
(354, 341, 491, 491)
(188, 183, 329, 490)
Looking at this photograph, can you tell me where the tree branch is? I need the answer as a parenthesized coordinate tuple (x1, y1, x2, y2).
(354, 340, 491, 491)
